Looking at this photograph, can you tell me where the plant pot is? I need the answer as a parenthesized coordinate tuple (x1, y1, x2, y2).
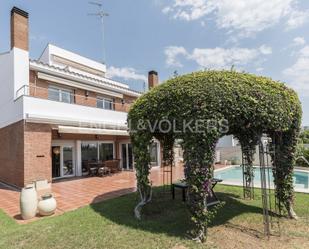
(20, 186, 38, 220)
(38, 194, 57, 216)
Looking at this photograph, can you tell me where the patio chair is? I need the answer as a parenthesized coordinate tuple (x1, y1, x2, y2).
(105, 160, 120, 173)
(87, 162, 99, 176)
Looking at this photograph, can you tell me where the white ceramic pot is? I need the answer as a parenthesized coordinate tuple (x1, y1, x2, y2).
(20, 186, 38, 220)
(38, 194, 57, 216)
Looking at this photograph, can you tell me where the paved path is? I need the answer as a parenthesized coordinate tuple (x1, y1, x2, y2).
(0, 166, 185, 223)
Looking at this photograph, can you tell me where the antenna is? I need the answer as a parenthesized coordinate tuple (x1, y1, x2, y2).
(88, 1, 109, 64)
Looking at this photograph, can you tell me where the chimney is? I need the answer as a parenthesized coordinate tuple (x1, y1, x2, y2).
(11, 7, 29, 51)
(148, 70, 158, 89)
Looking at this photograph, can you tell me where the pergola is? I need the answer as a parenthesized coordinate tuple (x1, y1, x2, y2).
(128, 70, 302, 242)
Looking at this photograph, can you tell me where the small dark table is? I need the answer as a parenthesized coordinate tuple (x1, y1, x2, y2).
(88, 162, 103, 176)
(172, 178, 223, 206)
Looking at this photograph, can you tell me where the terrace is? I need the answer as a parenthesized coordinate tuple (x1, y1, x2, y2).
(0, 165, 185, 223)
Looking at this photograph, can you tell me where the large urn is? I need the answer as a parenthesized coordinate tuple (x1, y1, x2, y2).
(38, 194, 57, 216)
(20, 186, 38, 220)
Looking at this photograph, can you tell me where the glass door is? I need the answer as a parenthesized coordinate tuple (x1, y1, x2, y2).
(52, 144, 75, 179)
(121, 143, 133, 170)
(62, 146, 74, 177)
(52, 146, 61, 178)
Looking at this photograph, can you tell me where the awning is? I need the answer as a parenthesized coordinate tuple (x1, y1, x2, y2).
(58, 126, 129, 136)
(25, 113, 128, 130)
(37, 72, 124, 98)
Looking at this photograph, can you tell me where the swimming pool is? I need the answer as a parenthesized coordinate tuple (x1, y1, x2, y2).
(214, 166, 309, 193)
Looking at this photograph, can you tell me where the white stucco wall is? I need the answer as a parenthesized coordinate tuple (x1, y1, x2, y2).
(23, 96, 128, 128)
(0, 48, 28, 128)
(40, 44, 107, 74)
(12, 48, 29, 96)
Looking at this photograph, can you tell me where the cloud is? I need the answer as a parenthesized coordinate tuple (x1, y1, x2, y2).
(164, 46, 188, 67)
(259, 45, 272, 55)
(256, 67, 264, 72)
(283, 46, 309, 95)
(162, 0, 309, 37)
(106, 66, 147, 81)
(286, 10, 309, 30)
(164, 45, 272, 69)
(293, 37, 306, 46)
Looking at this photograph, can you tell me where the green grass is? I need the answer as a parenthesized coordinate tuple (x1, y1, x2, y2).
(0, 185, 308, 249)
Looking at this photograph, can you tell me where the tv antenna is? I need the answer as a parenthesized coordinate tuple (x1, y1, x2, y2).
(88, 1, 109, 64)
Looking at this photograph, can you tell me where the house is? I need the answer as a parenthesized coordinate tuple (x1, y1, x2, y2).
(0, 7, 161, 188)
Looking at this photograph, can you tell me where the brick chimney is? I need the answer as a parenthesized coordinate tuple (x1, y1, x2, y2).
(148, 70, 158, 89)
(11, 7, 29, 51)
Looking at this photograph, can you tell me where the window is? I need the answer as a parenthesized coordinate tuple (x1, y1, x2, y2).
(150, 142, 159, 166)
(99, 143, 114, 161)
(97, 97, 114, 110)
(48, 86, 74, 104)
(81, 142, 114, 172)
(81, 142, 98, 173)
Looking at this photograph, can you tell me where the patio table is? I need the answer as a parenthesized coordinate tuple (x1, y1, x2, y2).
(87, 162, 104, 176)
(172, 178, 223, 207)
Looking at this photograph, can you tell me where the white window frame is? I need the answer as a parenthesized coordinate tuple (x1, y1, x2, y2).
(96, 96, 114, 110)
(51, 141, 76, 179)
(48, 85, 74, 104)
(81, 141, 115, 162)
(119, 141, 134, 170)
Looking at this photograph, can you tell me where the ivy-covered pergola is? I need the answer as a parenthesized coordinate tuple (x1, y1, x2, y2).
(128, 70, 302, 242)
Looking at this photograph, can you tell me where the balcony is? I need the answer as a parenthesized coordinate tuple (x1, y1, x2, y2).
(16, 85, 130, 129)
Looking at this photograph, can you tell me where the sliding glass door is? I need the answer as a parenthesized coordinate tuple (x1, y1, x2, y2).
(52, 144, 75, 179)
(121, 143, 133, 170)
(62, 146, 74, 176)
(81, 141, 115, 173)
(52, 146, 61, 178)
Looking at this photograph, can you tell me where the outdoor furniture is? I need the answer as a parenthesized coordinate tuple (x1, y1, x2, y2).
(172, 178, 223, 206)
(87, 162, 101, 176)
(172, 182, 187, 201)
(105, 160, 120, 173)
(98, 166, 111, 177)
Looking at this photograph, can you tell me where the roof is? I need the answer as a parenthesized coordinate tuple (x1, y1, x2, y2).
(29, 59, 142, 97)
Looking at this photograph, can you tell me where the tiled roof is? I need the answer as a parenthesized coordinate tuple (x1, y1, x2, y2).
(29, 59, 142, 97)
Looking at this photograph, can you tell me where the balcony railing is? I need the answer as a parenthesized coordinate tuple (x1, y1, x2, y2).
(16, 85, 133, 113)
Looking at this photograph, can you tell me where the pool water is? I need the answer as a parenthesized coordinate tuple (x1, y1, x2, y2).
(214, 166, 309, 193)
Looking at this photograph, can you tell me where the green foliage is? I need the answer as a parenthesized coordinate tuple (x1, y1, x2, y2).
(296, 130, 309, 167)
(295, 142, 309, 167)
(299, 130, 309, 144)
(128, 70, 302, 242)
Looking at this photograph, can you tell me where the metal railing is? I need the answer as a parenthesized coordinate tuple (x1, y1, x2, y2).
(16, 84, 133, 113)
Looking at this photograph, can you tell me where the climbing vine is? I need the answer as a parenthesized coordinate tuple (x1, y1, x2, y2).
(128, 70, 302, 242)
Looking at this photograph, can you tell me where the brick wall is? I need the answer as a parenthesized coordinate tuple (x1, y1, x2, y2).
(75, 89, 97, 107)
(0, 121, 53, 187)
(24, 123, 52, 186)
(115, 95, 136, 112)
(0, 121, 24, 187)
(29, 71, 49, 99)
(29, 70, 137, 113)
(11, 8, 28, 51)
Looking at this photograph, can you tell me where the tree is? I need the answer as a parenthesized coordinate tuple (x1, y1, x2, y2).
(128, 70, 302, 242)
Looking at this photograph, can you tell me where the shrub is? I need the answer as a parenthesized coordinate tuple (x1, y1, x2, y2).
(129, 70, 302, 242)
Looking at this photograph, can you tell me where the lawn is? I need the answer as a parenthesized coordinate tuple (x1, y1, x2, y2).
(0, 185, 308, 249)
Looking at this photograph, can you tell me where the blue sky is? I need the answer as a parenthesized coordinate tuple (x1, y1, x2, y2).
(1, 0, 309, 124)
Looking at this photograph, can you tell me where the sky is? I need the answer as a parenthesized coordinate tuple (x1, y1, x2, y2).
(1, 0, 309, 124)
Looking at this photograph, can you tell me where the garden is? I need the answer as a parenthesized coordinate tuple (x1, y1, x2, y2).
(128, 70, 302, 242)
(1, 70, 309, 249)
(0, 185, 308, 249)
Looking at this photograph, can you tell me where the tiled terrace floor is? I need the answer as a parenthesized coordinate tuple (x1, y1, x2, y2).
(0, 165, 185, 223)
